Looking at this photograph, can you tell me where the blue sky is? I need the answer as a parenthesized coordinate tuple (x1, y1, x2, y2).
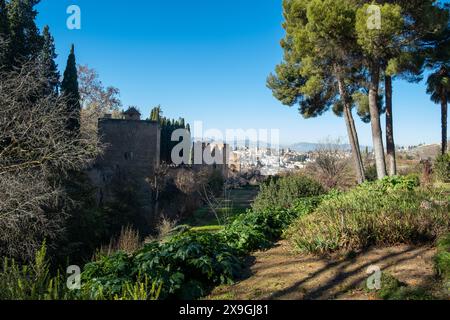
(35, 0, 447, 146)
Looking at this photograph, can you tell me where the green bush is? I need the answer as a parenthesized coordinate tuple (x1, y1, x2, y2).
(0, 244, 70, 300)
(81, 232, 243, 300)
(376, 175, 421, 191)
(0, 241, 162, 301)
(222, 197, 323, 254)
(288, 177, 449, 254)
(434, 153, 450, 182)
(365, 164, 378, 182)
(80, 195, 323, 300)
(252, 175, 324, 212)
(435, 233, 450, 285)
(368, 273, 436, 300)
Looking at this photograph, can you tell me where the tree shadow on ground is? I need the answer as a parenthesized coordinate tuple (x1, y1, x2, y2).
(211, 242, 437, 300)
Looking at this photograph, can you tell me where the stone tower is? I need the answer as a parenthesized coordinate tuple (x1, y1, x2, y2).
(87, 116, 161, 216)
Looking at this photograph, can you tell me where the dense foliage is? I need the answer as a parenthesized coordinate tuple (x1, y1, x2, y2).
(435, 233, 450, 287)
(287, 176, 449, 254)
(252, 175, 324, 212)
(223, 197, 322, 254)
(82, 232, 242, 300)
(0, 243, 161, 300)
(0, 244, 69, 300)
(150, 106, 190, 164)
(61, 45, 81, 133)
(434, 153, 450, 182)
(80, 195, 322, 300)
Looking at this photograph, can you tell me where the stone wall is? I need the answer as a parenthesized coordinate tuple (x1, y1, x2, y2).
(190, 142, 230, 179)
(87, 118, 161, 222)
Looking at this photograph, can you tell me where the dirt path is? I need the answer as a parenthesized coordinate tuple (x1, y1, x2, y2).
(209, 241, 437, 300)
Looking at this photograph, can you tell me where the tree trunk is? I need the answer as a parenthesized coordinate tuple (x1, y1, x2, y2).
(369, 64, 387, 179)
(344, 106, 366, 184)
(385, 75, 397, 176)
(442, 88, 448, 155)
(337, 78, 365, 184)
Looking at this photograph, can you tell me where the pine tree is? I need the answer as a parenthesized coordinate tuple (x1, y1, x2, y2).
(355, 3, 406, 179)
(427, 65, 450, 155)
(268, 0, 366, 184)
(7, 0, 42, 66)
(422, 2, 450, 155)
(381, 1, 448, 176)
(38, 25, 59, 95)
(61, 44, 81, 133)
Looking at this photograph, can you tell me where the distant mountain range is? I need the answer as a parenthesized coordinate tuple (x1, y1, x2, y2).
(202, 138, 372, 153)
(287, 142, 330, 152)
(287, 142, 360, 152)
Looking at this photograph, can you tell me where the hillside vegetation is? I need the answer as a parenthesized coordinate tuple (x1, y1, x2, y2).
(287, 176, 449, 254)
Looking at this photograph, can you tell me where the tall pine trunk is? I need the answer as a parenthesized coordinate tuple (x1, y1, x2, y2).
(337, 77, 365, 184)
(385, 75, 397, 176)
(442, 88, 448, 155)
(369, 64, 387, 179)
(344, 106, 366, 184)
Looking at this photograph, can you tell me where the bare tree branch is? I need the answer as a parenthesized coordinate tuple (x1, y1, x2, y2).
(0, 62, 102, 260)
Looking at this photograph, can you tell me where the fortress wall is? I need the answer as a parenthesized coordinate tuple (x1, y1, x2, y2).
(88, 119, 161, 218)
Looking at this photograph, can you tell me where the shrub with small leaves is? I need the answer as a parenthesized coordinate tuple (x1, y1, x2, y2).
(434, 153, 450, 182)
(288, 177, 449, 254)
(252, 175, 324, 212)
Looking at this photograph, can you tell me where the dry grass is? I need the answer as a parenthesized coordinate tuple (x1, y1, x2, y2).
(145, 216, 179, 243)
(95, 226, 141, 258)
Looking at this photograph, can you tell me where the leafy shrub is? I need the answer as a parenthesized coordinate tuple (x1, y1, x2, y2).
(368, 273, 436, 300)
(0, 244, 70, 300)
(434, 233, 450, 285)
(434, 153, 450, 182)
(222, 197, 323, 254)
(252, 175, 324, 212)
(81, 251, 135, 299)
(221, 211, 279, 253)
(364, 164, 378, 182)
(382, 175, 420, 190)
(288, 178, 449, 254)
(82, 232, 243, 300)
(80, 195, 323, 300)
(0, 243, 162, 301)
(136, 232, 242, 299)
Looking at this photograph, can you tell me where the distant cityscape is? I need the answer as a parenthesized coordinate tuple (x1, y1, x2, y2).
(225, 141, 444, 176)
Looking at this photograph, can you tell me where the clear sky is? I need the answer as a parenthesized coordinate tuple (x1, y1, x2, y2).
(35, 0, 448, 147)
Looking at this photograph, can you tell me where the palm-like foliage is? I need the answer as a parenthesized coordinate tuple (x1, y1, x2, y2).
(426, 65, 450, 154)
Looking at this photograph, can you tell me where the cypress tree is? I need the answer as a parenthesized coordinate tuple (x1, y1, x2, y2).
(7, 0, 42, 66)
(61, 44, 81, 133)
(149, 106, 190, 163)
(150, 105, 162, 122)
(38, 25, 59, 95)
